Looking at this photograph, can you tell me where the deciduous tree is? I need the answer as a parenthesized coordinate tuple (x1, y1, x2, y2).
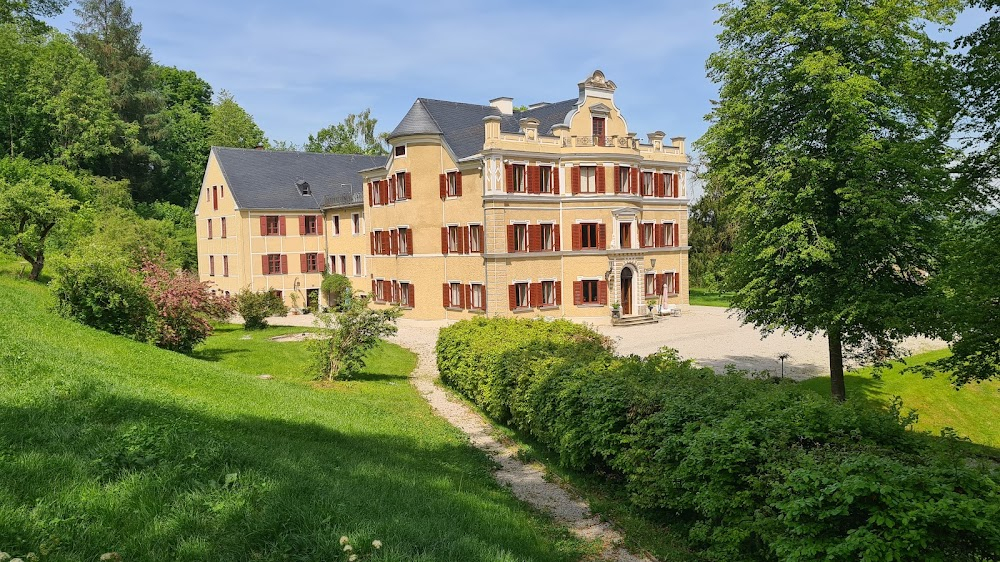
(304, 109, 388, 155)
(696, 0, 961, 400)
(0, 0, 68, 35)
(208, 90, 265, 149)
(310, 293, 400, 380)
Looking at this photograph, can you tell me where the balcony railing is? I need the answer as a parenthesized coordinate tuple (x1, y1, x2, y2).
(563, 135, 640, 149)
(321, 191, 364, 209)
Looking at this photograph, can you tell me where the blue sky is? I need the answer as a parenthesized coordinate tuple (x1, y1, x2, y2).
(48, 1, 991, 153)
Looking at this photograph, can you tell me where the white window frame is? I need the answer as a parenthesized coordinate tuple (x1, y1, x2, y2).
(447, 170, 459, 197)
(515, 281, 530, 308)
(540, 166, 552, 193)
(580, 166, 597, 193)
(395, 171, 407, 200)
(663, 221, 676, 246)
(470, 283, 484, 309)
(540, 223, 554, 251)
(642, 171, 655, 196)
(353, 255, 362, 276)
(642, 222, 655, 247)
(541, 280, 556, 306)
(448, 225, 460, 253)
(398, 226, 409, 255)
(512, 223, 529, 252)
(449, 282, 463, 308)
(618, 166, 631, 193)
(352, 213, 361, 235)
(512, 164, 526, 193)
(469, 224, 482, 253)
(394, 144, 406, 158)
(399, 281, 411, 307)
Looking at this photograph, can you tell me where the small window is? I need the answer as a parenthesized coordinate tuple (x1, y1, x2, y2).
(396, 172, 407, 200)
(305, 253, 319, 272)
(541, 280, 556, 306)
(399, 282, 411, 307)
(540, 166, 552, 193)
(619, 223, 631, 248)
(374, 230, 386, 255)
(470, 284, 484, 309)
(332, 216, 340, 235)
(642, 172, 654, 196)
(582, 280, 599, 304)
(450, 283, 463, 308)
(297, 180, 311, 196)
(223, 255, 229, 277)
(373, 280, 386, 302)
(398, 227, 409, 255)
(645, 273, 656, 296)
(512, 165, 526, 193)
(447, 171, 459, 197)
(617, 167, 630, 193)
(448, 225, 460, 253)
(304, 215, 318, 235)
(340, 255, 347, 274)
(209, 255, 215, 276)
(666, 273, 678, 296)
(515, 282, 530, 308)
(580, 166, 596, 193)
(353, 255, 362, 276)
(373, 183, 382, 205)
(266, 254, 282, 275)
(265, 216, 280, 236)
(207, 218, 213, 239)
(221, 217, 227, 238)
(592, 117, 606, 145)
(581, 223, 599, 249)
(663, 223, 675, 246)
(642, 223, 655, 247)
(540, 224, 554, 251)
(513, 224, 528, 252)
(352, 213, 361, 234)
(469, 225, 482, 253)
(395, 145, 406, 157)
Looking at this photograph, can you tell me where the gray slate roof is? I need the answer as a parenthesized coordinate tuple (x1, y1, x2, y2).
(388, 98, 578, 161)
(212, 147, 386, 210)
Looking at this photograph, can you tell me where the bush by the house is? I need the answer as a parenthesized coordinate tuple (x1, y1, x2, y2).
(233, 288, 287, 330)
(140, 259, 232, 352)
(436, 318, 1000, 561)
(320, 272, 351, 311)
(310, 294, 401, 380)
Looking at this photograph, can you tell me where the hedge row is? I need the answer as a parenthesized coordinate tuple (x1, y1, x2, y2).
(436, 318, 1000, 561)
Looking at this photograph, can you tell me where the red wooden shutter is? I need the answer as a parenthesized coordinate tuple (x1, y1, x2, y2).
(316, 215, 324, 235)
(552, 167, 560, 194)
(573, 281, 583, 305)
(372, 279, 377, 298)
(439, 174, 447, 199)
(370, 232, 376, 254)
(673, 272, 680, 295)
(380, 231, 390, 255)
(456, 226, 466, 255)
(280, 255, 288, 274)
(597, 224, 607, 249)
(530, 283, 542, 308)
(389, 176, 396, 203)
(368, 182, 374, 206)
(596, 167, 606, 193)
(298, 215, 306, 235)
(674, 223, 680, 247)
(456, 172, 463, 196)
(259, 216, 266, 236)
(528, 225, 541, 252)
(657, 174, 666, 197)
(300, 253, 307, 273)
(507, 225, 515, 253)
(459, 283, 467, 309)
(598, 280, 608, 305)
(261, 255, 268, 275)
(505, 164, 514, 193)
(278, 216, 286, 235)
(318, 254, 325, 273)
(380, 182, 389, 204)
(442, 283, 451, 308)
(572, 224, 582, 250)
(405, 172, 412, 199)
(408, 284, 415, 308)
(406, 229, 414, 255)
(464, 226, 472, 254)
(529, 165, 540, 194)
(656, 273, 664, 295)
(383, 280, 392, 302)
(508, 284, 517, 310)
(390, 229, 398, 255)
(571, 166, 580, 194)
(673, 173, 680, 197)
(631, 168, 640, 194)
(441, 227, 449, 254)
(613, 165, 621, 192)
(655, 224, 664, 247)
(555, 281, 562, 305)
(554, 224, 561, 251)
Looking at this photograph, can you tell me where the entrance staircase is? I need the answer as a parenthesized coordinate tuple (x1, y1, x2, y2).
(611, 314, 659, 327)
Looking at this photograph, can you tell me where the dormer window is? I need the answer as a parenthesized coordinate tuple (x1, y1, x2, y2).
(296, 180, 311, 196)
(592, 117, 606, 146)
(394, 145, 406, 157)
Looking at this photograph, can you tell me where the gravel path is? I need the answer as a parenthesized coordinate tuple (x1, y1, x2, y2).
(388, 324, 653, 562)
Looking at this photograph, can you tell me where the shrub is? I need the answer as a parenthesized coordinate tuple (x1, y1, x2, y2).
(50, 249, 155, 340)
(321, 273, 352, 311)
(139, 258, 232, 353)
(232, 288, 287, 330)
(310, 294, 401, 380)
(436, 318, 1000, 561)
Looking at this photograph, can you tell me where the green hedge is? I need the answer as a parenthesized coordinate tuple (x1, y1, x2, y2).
(436, 318, 1000, 561)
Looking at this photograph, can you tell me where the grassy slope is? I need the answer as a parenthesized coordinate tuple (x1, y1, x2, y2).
(0, 275, 585, 562)
(688, 287, 732, 308)
(800, 349, 1000, 447)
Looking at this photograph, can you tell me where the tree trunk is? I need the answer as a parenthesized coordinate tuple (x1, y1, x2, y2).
(29, 259, 44, 281)
(828, 328, 846, 402)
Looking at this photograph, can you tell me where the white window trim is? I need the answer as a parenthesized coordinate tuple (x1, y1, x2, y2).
(394, 144, 407, 158)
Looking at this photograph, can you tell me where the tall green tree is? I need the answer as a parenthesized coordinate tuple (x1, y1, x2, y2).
(688, 159, 737, 289)
(304, 108, 388, 155)
(0, 0, 68, 34)
(207, 90, 265, 149)
(696, 0, 961, 401)
(0, 25, 136, 173)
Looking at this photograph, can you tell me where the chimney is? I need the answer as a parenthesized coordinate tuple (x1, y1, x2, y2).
(670, 136, 686, 154)
(489, 96, 513, 115)
(255, 143, 265, 151)
(483, 115, 501, 140)
(647, 131, 666, 151)
(519, 118, 539, 141)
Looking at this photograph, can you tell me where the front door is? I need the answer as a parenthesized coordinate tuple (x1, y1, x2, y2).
(620, 268, 633, 316)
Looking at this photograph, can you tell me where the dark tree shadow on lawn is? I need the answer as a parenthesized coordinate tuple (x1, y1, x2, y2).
(0, 391, 582, 562)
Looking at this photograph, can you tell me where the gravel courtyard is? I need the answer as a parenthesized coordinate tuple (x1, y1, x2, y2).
(268, 306, 943, 380)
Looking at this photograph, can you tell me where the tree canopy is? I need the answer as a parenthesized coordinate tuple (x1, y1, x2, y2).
(304, 108, 388, 155)
(696, 0, 961, 400)
(208, 90, 266, 150)
(0, 0, 68, 34)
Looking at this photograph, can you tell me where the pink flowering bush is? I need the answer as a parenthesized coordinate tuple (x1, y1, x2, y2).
(140, 258, 232, 353)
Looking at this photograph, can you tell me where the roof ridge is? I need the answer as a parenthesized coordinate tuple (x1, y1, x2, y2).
(418, 97, 498, 110)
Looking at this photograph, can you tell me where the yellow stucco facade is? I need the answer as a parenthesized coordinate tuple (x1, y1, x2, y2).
(195, 70, 690, 320)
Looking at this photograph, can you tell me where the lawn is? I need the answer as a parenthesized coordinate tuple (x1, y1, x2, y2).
(799, 349, 1000, 447)
(688, 287, 733, 307)
(0, 272, 587, 561)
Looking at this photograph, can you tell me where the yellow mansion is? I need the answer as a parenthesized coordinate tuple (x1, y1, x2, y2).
(195, 70, 690, 320)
